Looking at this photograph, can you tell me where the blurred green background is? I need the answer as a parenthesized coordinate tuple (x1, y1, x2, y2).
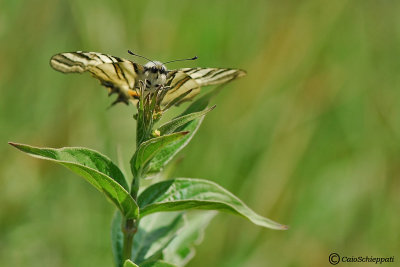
(1, 0, 400, 266)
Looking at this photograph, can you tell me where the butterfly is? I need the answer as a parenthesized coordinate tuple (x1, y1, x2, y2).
(50, 51, 246, 107)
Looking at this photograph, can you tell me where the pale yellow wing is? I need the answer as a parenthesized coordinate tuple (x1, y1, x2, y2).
(161, 71, 201, 107)
(161, 67, 246, 107)
(179, 67, 246, 86)
(50, 51, 144, 105)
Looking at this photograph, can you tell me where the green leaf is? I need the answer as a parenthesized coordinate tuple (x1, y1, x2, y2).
(132, 212, 185, 264)
(10, 142, 139, 219)
(146, 90, 217, 175)
(163, 211, 216, 266)
(147, 118, 203, 175)
(138, 178, 288, 230)
(123, 260, 139, 267)
(157, 105, 216, 136)
(111, 211, 124, 267)
(10, 142, 129, 190)
(179, 82, 230, 117)
(130, 132, 189, 175)
(140, 260, 178, 267)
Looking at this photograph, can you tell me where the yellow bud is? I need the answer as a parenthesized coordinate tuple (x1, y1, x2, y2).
(153, 130, 161, 137)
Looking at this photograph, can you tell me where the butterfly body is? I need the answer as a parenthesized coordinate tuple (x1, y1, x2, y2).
(142, 61, 168, 92)
(50, 51, 246, 107)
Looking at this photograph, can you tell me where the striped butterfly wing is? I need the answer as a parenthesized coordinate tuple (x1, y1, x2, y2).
(161, 67, 246, 107)
(180, 67, 246, 86)
(50, 52, 143, 105)
(161, 71, 201, 107)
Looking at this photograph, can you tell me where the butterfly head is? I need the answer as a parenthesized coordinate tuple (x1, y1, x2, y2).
(143, 61, 168, 91)
(127, 50, 198, 92)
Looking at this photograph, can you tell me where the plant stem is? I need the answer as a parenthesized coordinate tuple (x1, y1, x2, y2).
(121, 123, 144, 264)
(130, 172, 140, 201)
(121, 171, 140, 264)
(121, 88, 149, 264)
(122, 218, 137, 262)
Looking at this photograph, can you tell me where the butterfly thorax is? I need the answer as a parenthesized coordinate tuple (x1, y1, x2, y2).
(142, 61, 168, 91)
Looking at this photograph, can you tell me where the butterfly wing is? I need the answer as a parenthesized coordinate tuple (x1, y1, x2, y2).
(161, 71, 201, 107)
(50, 51, 143, 104)
(161, 67, 246, 108)
(180, 67, 246, 86)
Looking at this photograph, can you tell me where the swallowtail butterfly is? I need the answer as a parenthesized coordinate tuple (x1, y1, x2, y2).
(50, 51, 246, 107)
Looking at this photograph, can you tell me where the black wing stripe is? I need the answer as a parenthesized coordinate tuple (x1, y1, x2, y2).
(106, 55, 117, 63)
(204, 70, 239, 83)
(212, 69, 237, 79)
(132, 62, 138, 73)
(52, 54, 87, 71)
(186, 68, 201, 75)
(114, 56, 123, 62)
(204, 75, 234, 84)
(93, 53, 107, 64)
(72, 52, 92, 61)
(114, 63, 131, 87)
(93, 66, 112, 80)
(111, 63, 121, 79)
(63, 52, 97, 65)
(182, 68, 194, 74)
(182, 68, 201, 75)
(51, 58, 78, 70)
(209, 69, 232, 78)
(188, 69, 202, 75)
(201, 69, 217, 78)
(57, 54, 82, 66)
(179, 68, 245, 86)
(168, 75, 192, 93)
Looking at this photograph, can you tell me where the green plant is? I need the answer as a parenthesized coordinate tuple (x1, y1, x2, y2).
(9, 54, 287, 267)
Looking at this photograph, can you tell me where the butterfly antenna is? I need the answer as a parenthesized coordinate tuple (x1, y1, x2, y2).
(163, 56, 198, 65)
(128, 50, 156, 65)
